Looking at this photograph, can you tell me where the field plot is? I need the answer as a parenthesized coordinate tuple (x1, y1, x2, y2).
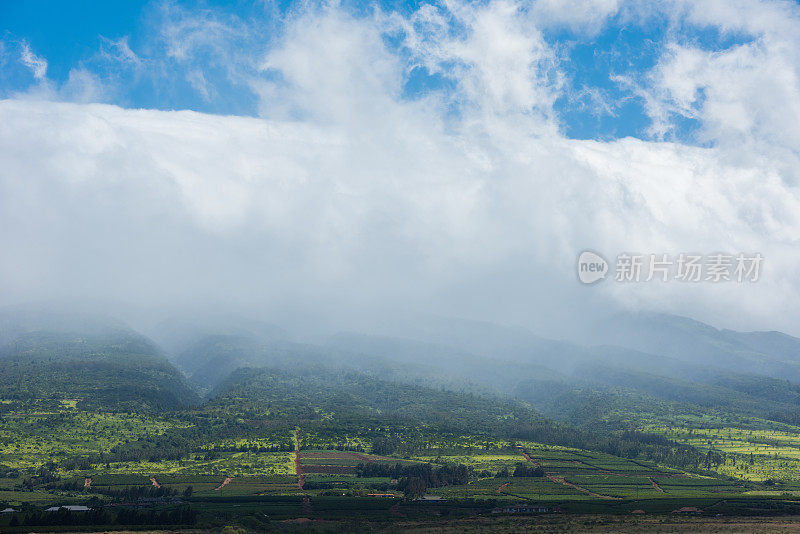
(205, 475, 301, 496)
(643, 423, 800, 481)
(79, 450, 296, 478)
(298, 450, 415, 475)
(0, 410, 188, 472)
(411, 452, 523, 475)
(459, 476, 592, 500)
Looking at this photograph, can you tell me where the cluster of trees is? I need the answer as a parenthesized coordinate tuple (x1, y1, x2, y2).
(21, 464, 60, 488)
(508, 420, 707, 470)
(17, 508, 111, 528)
(54, 481, 178, 501)
(356, 461, 465, 483)
(108, 434, 192, 463)
(113, 506, 197, 526)
(704, 449, 726, 469)
(94, 485, 178, 501)
(371, 437, 417, 455)
(206, 442, 294, 453)
(8, 504, 196, 529)
(356, 462, 471, 498)
(496, 462, 544, 477)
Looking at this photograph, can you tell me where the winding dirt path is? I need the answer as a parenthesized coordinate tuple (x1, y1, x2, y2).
(520, 451, 620, 500)
(496, 482, 510, 493)
(650, 477, 664, 492)
(520, 452, 542, 467)
(547, 474, 619, 500)
(214, 477, 233, 491)
(149, 476, 161, 488)
(84, 477, 92, 489)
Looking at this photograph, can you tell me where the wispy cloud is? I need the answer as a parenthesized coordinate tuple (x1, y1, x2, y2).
(19, 40, 47, 80)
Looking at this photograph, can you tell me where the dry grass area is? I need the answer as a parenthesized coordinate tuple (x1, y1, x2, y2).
(391, 515, 800, 533)
(66, 517, 800, 533)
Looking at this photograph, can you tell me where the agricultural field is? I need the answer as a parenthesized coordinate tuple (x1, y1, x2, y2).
(3, 360, 800, 531)
(0, 408, 185, 471)
(641, 422, 800, 483)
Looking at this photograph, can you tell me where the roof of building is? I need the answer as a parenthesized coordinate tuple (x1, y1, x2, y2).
(672, 507, 702, 513)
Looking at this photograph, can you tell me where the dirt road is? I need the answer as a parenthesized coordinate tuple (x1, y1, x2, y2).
(214, 477, 233, 491)
(294, 427, 305, 490)
(520, 450, 620, 500)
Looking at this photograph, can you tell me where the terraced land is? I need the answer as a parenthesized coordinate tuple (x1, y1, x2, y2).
(642, 422, 800, 484)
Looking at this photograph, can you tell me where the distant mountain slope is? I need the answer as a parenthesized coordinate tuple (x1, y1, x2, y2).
(209, 366, 544, 428)
(581, 312, 800, 382)
(168, 310, 800, 423)
(0, 309, 199, 411)
(174, 333, 438, 391)
(208, 366, 704, 468)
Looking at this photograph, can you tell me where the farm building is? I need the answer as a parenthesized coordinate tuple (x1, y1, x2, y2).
(672, 507, 702, 514)
(493, 504, 549, 514)
(45, 505, 91, 512)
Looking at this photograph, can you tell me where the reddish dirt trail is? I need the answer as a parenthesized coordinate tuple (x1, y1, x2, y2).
(84, 478, 92, 489)
(521, 451, 542, 467)
(520, 450, 620, 500)
(389, 503, 405, 517)
(214, 477, 233, 491)
(301, 495, 312, 515)
(294, 427, 305, 490)
(294, 427, 313, 516)
(650, 477, 664, 492)
(546, 473, 619, 500)
(496, 482, 510, 493)
(149, 477, 160, 488)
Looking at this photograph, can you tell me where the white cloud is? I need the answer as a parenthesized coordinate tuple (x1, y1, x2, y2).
(98, 36, 142, 67)
(19, 41, 47, 80)
(1, 0, 800, 336)
(636, 0, 800, 181)
(531, 0, 622, 35)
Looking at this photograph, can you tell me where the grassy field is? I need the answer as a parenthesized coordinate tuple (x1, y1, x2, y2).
(640, 421, 800, 484)
(4, 401, 800, 532)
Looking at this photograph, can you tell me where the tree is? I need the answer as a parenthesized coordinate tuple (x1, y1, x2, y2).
(400, 477, 427, 500)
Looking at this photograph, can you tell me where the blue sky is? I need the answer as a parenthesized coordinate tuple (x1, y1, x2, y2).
(0, 0, 760, 142)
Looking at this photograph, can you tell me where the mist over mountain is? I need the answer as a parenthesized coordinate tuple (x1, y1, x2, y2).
(5, 302, 799, 429)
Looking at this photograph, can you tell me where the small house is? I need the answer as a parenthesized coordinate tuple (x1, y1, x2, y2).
(45, 505, 91, 512)
(492, 504, 549, 514)
(672, 506, 702, 514)
(418, 495, 446, 503)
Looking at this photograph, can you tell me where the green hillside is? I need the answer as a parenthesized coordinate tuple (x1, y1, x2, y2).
(0, 329, 199, 411)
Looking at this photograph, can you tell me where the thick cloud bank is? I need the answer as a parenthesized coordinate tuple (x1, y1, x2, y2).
(1, 0, 799, 335)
